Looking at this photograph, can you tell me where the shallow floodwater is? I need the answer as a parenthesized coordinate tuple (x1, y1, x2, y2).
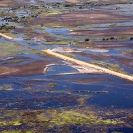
(0, 1, 133, 132)
(44, 27, 70, 35)
(31, 0, 65, 3)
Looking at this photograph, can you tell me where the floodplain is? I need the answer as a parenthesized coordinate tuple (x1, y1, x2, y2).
(0, 0, 133, 132)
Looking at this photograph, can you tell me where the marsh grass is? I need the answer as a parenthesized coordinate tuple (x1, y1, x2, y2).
(0, 42, 27, 56)
(0, 84, 13, 91)
(91, 60, 125, 73)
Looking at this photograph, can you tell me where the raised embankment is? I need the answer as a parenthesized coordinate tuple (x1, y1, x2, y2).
(43, 49, 133, 82)
(0, 33, 13, 40)
(0, 32, 133, 81)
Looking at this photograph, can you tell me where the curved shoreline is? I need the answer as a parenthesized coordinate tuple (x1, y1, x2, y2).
(43, 49, 133, 82)
(0, 32, 133, 81)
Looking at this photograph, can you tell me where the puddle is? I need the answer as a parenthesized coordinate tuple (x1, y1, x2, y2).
(44, 26, 70, 35)
(46, 65, 78, 75)
(16, 10, 31, 17)
(30, 0, 36, 2)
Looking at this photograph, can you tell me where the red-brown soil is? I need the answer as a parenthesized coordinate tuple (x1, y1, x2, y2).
(66, 0, 129, 3)
(28, 17, 58, 26)
(73, 52, 111, 60)
(0, 61, 55, 77)
(114, 57, 133, 68)
(29, 9, 132, 27)
(0, 0, 35, 6)
(73, 51, 133, 69)
(76, 41, 133, 49)
(58, 10, 132, 26)
(72, 77, 110, 84)
(71, 27, 133, 37)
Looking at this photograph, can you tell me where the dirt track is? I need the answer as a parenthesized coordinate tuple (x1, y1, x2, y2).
(43, 49, 133, 82)
(1, 32, 133, 81)
(0, 33, 13, 40)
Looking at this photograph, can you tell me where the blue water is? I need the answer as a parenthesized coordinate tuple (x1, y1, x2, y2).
(44, 26, 70, 35)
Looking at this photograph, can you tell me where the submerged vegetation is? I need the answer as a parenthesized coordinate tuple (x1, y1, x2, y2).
(0, 42, 26, 56)
(0, 106, 124, 131)
(0, 84, 13, 91)
(91, 60, 125, 73)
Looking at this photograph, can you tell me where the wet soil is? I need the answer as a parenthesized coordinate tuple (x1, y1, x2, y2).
(0, 61, 59, 77)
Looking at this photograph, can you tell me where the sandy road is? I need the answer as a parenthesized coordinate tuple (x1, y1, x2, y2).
(0, 33, 13, 40)
(0, 32, 133, 81)
(43, 49, 133, 82)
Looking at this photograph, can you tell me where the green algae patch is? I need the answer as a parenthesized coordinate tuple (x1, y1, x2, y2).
(45, 41, 70, 45)
(13, 121, 22, 126)
(0, 120, 22, 126)
(36, 108, 119, 126)
(43, 23, 63, 28)
(39, 9, 62, 16)
(0, 107, 125, 130)
(0, 111, 22, 126)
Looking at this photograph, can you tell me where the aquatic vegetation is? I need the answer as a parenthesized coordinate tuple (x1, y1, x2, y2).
(0, 40, 48, 57)
(61, 53, 76, 59)
(1, 59, 24, 65)
(77, 96, 90, 106)
(91, 60, 125, 73)
(0, 106, 123, 130)
(38, 9, 63, 16)
(0, 84, 13, 91)
(0, 24, 15, 32)
(45, 40, 70, 45)
(0, 0, 133, 132)
(43, 22, 63, 28)
(49, 83, 57, 88)
(71, 41, 95, 48)
(123, 49, 133, 57)
(0, 116, 21, 126)
(0, 42, 27, 56)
